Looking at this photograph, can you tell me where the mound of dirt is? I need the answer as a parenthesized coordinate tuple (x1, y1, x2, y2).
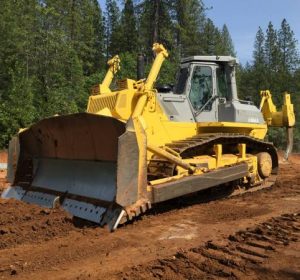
(0, 198, 76, 249)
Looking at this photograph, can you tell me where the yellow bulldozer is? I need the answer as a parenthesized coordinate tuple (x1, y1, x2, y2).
(2, 43, 295, 231)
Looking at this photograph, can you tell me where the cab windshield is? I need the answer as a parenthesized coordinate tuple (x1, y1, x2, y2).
(189, 66, 213, 111)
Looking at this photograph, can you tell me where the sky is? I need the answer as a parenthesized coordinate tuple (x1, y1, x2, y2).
(204, 0, 300, 64)
(99, 0, 300, 65)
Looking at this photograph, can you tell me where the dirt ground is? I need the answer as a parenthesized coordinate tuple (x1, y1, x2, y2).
(0, 151, 7, 184)
(0, 152, 299, 280)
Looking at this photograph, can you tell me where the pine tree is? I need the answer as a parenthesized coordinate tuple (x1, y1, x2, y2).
(278, 18, 299, 72)
(120, 0, 138, 53)
(251, 26, 268, 102)
(138, 0, 175, 55)
(0, 0, 36, 147)
(221, 24, 236, 56)
(76, 0, 104, 75)
(236, 63, 256, 102)
(174, 0, 205, 57)
(253, 27, 266, 65)
(265, 22, 280, 72)
(274, 19, 299, 96)
(105, 0, 121, 57)
(264, 21, 282, 102)
(45, 0, 101, 75)
(91, 0, 106, 72)
(201, 19, 220, 55)
(33, 3, 79, 116)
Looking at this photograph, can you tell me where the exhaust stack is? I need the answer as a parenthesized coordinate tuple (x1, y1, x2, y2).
(137, 54, 145, 80)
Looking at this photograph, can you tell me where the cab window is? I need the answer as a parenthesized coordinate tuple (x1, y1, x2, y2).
(216, 66, 232, 100)
(189, 66, 213, 111)
(174, 67, 189, 94)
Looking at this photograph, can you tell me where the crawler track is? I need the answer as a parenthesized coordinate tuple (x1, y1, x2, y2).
(148, 133, 278, 192)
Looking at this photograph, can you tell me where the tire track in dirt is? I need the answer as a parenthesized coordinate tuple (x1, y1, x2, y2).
(121, 213, 300, 280)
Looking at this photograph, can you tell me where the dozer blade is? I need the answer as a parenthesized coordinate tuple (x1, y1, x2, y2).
(2, 113, 140, 230)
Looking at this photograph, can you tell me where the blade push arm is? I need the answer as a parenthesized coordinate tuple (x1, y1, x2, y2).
(144, 43, 169, 91)
(132, 43, 169, 117)
(91, 55, 121, 95)
(101, 55, 121, 93)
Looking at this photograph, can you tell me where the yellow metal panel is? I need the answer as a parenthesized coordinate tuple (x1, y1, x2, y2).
(260, 90, 295, 128)
(197, 122, 268, 139)
(144, 44, 169, 91)
(87, 92, 118, 114)
(213, 144, 222, 167)
(238, 143, 246, 159)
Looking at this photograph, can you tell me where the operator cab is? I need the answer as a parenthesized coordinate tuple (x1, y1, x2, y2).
(157, 56, 264, 124)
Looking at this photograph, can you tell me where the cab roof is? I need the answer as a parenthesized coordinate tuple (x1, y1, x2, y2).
(181, 56, 239, 65)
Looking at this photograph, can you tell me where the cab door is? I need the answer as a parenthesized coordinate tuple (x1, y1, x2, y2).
(187, 64, 218, 122)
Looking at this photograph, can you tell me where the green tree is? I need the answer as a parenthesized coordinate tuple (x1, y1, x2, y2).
(117, 52, 137, 80)
(264, 22, 282, 103)
(251, 26, 267, 102)
(33, 4, 81, 117)
(91, 0, 106, 72)
(278, 19, 299, 72)
(276, 19, 300, 117)
(120, 0, 138, 53)
(0, 0, 37, 147)
(47, 0, 105, 75)
(221, 24, 236, 56)
(105, 0, 121, 57)
(201, 18, 220, 55)
(253, 27, 266, 65)
(174, 0, 205, 56)
(237, 63, 256, 102)
(265, 22, 280, 72)
(138, 0, 175, 55)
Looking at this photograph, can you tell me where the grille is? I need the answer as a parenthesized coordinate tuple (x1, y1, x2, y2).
(87, 93, 118, 113)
